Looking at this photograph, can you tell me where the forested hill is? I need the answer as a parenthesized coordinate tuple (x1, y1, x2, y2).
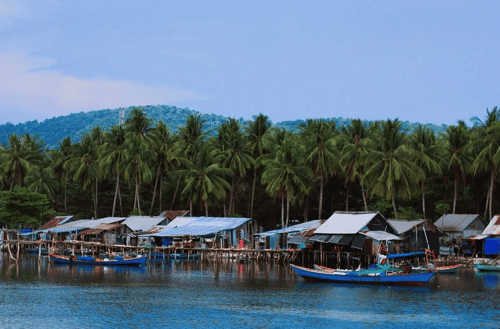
(0, 105, 448, 149)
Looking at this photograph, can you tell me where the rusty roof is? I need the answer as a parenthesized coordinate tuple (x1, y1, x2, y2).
(79, 223, 122, 236)
(482, 215, 500, 236)
(39, 216, 73, 230)
(160, 210, 189, 220)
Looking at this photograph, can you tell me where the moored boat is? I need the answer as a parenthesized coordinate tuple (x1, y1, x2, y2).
(291, 264, 434, 286)
(475, 263, 500, 272)
(50, 253, 148, 266)
(435, 264, 462, 273)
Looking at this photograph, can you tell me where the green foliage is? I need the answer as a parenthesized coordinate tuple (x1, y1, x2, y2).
(0, 187, 55, 227)
(369, 198, 392, 217)
(397, 207, 422, 220)
(435, 202, 450, 215)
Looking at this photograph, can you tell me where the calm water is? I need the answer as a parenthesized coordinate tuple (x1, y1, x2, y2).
(1, 253, 499, 329)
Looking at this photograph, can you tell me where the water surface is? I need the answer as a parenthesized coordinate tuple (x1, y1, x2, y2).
(1, 253, 499, 328)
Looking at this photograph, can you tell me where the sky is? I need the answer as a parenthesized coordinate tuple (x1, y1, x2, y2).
(0, 1, 499, 126)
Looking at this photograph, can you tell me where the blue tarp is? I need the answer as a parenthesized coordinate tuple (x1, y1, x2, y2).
(387, 251, 425, 259)
(484, 238, 500, 255)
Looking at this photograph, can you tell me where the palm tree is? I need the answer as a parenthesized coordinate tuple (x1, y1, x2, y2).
(123, 134, 154, 215)
(261, 134, 312, 228)
(245, 114, 272, 218)
(363, 119, 424, 218)
(216, 118, 254, 216)
(0, 134, 39, 189)
(301, 119, 339, 219)
(51, 137, 73, 212)
(180, 142, 232, 216)
(98, 126, 127, 217)
(442, 121, 472, 214)
(470, 108, 500, 219)
(65, 134, 100, 218)
(25, 165, 58, 200)
(149, 122, 181, 215)
(339, 119, 374, 211)
(125, 107, 153, 139)
(409, 125, 443, 218)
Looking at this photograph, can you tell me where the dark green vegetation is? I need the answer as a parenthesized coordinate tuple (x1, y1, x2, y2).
(0, 106, 497, 229)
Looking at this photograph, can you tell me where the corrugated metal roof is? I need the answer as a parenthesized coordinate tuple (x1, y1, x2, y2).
(255, 220, 322, 237)
(288, 234, 310, 245)
(315, 212, 380, 234)
(159, 210, 190, 220)
(39, 215, 73, 230)
(43, 217, 126, 233)
(434, 214, 482, 232)
(363, 231, 401, 241)
(387, 220, 424, 234)
(148, 217, 251, 237)
(122, 216, 168, 232)
(482, 215, 500, 235)
(79, 223, 122, 236)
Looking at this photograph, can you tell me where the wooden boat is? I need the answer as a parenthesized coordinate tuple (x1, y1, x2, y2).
(435, 264, 462, 273)
(291, 264, 434, 286)
(170, 253, 201, 259)
(314, 264, 402, 274)
(26, 248, 48, 255)
(475, 263, 500, 272)
(50, 253, 148, 266)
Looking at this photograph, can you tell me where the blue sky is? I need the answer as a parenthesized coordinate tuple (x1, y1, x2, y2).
(0, 1, 499, 126)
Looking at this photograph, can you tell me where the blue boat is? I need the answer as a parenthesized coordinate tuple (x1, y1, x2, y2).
(475, 263, 500, 272)
(291, 264, 435, 286)
(50, 253, 148, 266)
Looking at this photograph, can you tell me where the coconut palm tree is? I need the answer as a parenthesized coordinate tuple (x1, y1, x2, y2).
(300, 119, 339, 219)
(98, 125, 127, 217)
(261, 134, 312, 228)
(180, 142, 232, 216)
(51, 137, 73, 212)
(339, 119, 375, 211)
(0, 134, 39, 189)
(245, 114, 272, 218)
(25, 165, 58, 200)
(149, 122, 182, 215)
(217, 118, 254, 216)
(470, 107, 500, 219)
(363, 119, 424, 218)
(409, 125, 443, 218)
(441, 121, 472, 214)
(65, 134, 100, 218)
(122, 134, 155, 215)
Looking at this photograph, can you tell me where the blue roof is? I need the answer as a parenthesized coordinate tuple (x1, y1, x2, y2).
(147, 216, 252, 237)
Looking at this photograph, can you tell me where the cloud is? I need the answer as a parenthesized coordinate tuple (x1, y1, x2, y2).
(0, 50, 199, 123)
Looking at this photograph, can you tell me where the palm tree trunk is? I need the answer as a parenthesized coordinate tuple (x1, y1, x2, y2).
(421, 181, 426, 219)
(361, 182, 368, 211)
(345, 182, 350, 212)
(229, 176, 235, 215)
(135, 173, 141, 215)
(204, 200, 209, 217)
(304, 197, 309, 222)
(95, 179, 98, 219)
(489, 168, 495, 220)
(319, 175, 324, 219)
(392, 191, 398, 219)
(250, 169, 257, 219)
(112, 173, 120, 217)
(64, 183, 67, 213)
(150, 164, 161, 216)
(159, 176, 163, 214)
(170, 177, 181, 210)
(189, 200, 193, 217)
(281, 196, 285, 229)
(118, 186, 124, 216)
(90, 185, 96, 219)
(453, 170, 458, 214)
(286, 195, 290, 228)
(484, 185, 490, 222)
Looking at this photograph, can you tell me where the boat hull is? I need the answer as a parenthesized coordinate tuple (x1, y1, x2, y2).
(291, 265, 434, 286)
(435, 264, 462, 273)
(475, 264, 500, 272)
(50, 254, 148, 266)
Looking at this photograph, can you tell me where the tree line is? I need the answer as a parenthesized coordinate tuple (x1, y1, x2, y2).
(0, 107, 498, 229)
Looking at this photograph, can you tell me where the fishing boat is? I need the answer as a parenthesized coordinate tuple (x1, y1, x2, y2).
(26, 248, 49, 256)
(435, 264, 462, 273)
(50, 253, 148, 266)
(475, 263, 500, 272)
(291, 264, 434, 286)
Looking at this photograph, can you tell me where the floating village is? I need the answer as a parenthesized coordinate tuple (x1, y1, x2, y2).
(2, 210, 500, 286)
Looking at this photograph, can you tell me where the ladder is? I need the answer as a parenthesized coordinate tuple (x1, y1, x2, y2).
(425, 248, 437, 271)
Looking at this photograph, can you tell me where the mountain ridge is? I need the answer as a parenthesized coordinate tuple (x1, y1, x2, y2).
(0, 105, 448, 149)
